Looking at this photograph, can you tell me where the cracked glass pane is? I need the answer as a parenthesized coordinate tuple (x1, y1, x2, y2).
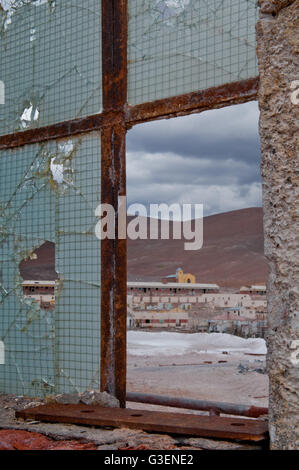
(0, 0, 102, 136)
(0, 132, 101, 396)
(128, 0, 258, 105)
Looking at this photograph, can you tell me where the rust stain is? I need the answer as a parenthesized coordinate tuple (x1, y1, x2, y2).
(100, 124, 127, 408)
(102, 0, 128, 112)
(0, 429, 97, 450)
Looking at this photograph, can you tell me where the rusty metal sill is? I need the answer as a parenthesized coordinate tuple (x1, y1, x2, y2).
(16, 404, 269, 442)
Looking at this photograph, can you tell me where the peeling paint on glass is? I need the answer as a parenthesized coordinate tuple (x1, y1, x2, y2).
(0, 0, 102, 136)
(0, 132, 101, 396)
(128, 0, 258, 104)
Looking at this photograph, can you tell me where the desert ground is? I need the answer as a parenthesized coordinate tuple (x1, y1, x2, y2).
(127, 331, 268, 413)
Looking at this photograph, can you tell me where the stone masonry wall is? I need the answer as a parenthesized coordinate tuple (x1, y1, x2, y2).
(256, 0, 299, 449)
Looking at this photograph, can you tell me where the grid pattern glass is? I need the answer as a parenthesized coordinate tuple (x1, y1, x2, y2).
(0, 133, 101, 396)
(0, 0, 102, 136)
(128, 0, 258, 105)
(0, 0, 260, 399)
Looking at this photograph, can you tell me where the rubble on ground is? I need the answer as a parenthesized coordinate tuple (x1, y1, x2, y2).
(45, 390, 120, 408)
(0, 393, 265, 450)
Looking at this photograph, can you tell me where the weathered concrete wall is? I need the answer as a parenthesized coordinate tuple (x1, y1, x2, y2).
(256, 0, 299, 449)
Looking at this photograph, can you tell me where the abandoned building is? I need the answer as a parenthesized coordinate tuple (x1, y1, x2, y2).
(128, 282, 268, 336)
(128, 281, 220, 295)
(128, 309, 189, 329)
(240, 285, 267, 295)
(22, 281, 56, 310)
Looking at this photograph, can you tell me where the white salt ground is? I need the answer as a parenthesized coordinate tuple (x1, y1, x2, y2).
(127, 331, 268, 410)
(127, 331, 266, 357)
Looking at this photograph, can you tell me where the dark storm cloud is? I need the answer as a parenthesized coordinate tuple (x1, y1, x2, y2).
(127, 101, 260, 163)
(126, 101, 262, 216)
(128, 153, 260, 186)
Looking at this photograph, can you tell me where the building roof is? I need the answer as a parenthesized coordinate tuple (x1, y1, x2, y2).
(224, 307, 241, 311)
(240, 285, 266, 291)
(127, 281, 219, 290)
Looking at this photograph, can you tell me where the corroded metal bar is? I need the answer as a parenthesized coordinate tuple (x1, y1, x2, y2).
(100, 0, 128, 408)
(0, 114, 104, 150)
(0, 78, 258, 150)
(126, 392, 268, 418)
(126, 77, 259, 127)
(16, 403, 269, 442)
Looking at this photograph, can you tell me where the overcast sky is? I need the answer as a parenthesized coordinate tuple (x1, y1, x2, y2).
(127, 101, 261, 218)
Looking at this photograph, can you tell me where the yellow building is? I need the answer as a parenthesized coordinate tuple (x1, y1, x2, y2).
(162, 268, 196, 284)
(176, 268, 196, 284)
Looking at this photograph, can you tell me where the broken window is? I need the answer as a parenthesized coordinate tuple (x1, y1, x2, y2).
(0, 0, 102, 135)
(0, 133, 101, 396)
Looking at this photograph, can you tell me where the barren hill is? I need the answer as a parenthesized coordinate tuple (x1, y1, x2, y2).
(127, 207, 268, 288)
(20, 207, 268, 288)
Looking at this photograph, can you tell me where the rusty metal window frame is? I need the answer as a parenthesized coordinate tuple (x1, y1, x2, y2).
(0, 0, 259, 407)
